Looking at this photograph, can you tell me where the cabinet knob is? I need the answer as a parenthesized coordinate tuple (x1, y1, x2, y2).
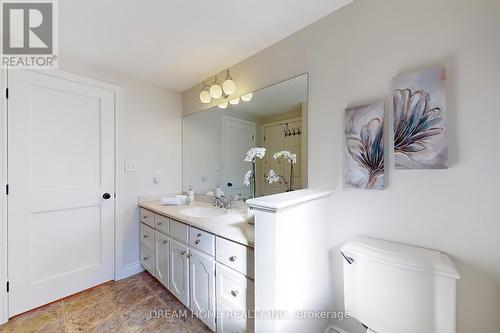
(195, 239, 200, 245)
(179, 250, 187, 256)
(231, 290, 239, 297)
(163, 240, 168, 245)
(143, 234, 148, 238)
(197, 233, 202, 237)
(158, 222, 162, 226)
(144, 256, 149, 261)
(143, 216, 148, 219)
(229, 256, 237, 262)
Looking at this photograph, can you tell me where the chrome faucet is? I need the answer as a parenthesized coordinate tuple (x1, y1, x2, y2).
(212, 193, 243, 210)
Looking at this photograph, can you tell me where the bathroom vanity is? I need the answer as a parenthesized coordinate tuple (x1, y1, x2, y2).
(138, 199, 254, 332)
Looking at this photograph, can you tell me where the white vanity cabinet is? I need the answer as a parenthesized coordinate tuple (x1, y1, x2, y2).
(190, 249, 216, 331)
(154, 230, 169, 289)
(169, 238, 190, 307)
(140, 223, 155, 275)
(139, 207, 254, 332)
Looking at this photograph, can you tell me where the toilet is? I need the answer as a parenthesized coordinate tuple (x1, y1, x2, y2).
(341, 237, 460, 333)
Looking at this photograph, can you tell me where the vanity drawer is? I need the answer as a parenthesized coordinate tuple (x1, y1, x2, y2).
(155, 214, 169, 235)
(140, 223, 155, 250)
(216, 237, 254, 279)
(140, 245, 154, 275)
(169, 219, 189, 243)
(217, 301, 254, 333)
(189, 227, 215, 256)
(216, 263, 254, 311)
(140, 208, 154, 228)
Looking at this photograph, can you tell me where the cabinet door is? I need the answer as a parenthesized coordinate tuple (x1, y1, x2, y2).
(169, 239, 190, 307)
(189, 249, 216, 331)
(155, 231, 169, 289)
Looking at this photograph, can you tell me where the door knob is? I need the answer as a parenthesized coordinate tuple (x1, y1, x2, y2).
(103, 193, 111, 200)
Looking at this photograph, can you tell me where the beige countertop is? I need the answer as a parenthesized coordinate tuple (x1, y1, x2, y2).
(138, 200, 254, 247)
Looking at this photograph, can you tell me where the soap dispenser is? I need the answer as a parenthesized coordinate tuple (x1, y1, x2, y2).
(215, 185, 222, 198)
(188, 185, 195, 203)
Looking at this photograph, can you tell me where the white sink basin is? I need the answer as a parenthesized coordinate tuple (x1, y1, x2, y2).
(179, 206, 226, 218)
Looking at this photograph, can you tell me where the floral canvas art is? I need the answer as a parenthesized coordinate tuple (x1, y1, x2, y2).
(345, 102, 385, 190)
(393, 67, 448, 169)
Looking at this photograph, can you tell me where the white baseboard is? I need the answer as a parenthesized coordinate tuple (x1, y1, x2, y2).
(116, 261, 144, 280)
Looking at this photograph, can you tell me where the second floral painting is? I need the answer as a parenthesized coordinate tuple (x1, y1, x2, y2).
(393, 67, 448, 169)
(345, 102, 385, 190)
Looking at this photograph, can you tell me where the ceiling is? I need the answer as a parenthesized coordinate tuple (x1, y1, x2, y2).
(229, 74, 308, 117)
(59, 0, 352, 92)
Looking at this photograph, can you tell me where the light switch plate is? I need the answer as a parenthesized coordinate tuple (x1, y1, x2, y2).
(125, 161, 137, 172)
(153, 172, 160, 184)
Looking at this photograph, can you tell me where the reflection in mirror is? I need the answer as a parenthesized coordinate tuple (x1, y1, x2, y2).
(183, 74, 308, 199)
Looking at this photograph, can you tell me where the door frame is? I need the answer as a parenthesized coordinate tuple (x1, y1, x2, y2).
(0, 68, 124, 324)
(221, 115, 256, 194)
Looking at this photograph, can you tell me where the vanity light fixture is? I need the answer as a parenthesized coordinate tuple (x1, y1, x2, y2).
(241, 93, 253, 102)
(218, 101, 229, 109)
(199, 82, 212, 104)
(199, 70, 252, 108)
(229, 97, 240, 105)
(209, 76, 223, 99)
(222, 70, 236, 95)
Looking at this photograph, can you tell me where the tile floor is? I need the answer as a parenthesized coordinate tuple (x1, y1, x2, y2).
(0, 271, 212, 333)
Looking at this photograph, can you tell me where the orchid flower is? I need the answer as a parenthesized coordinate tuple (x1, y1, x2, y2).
(244, 147, 266, 162)
(243, 169, 253, 186)
(243, 147, 266, 197)
(266, 169, 281, 184)
(273, 150, 297, 164)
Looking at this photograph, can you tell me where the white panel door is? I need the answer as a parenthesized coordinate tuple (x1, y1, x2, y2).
(7, 70, 115, 316)
(154, 231, 169, 289)
(223, 117, 255, 196)
(189, 249, 216, 331)
(169, 239, 189, 307)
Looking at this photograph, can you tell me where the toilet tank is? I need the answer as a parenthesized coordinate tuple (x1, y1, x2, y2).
(341, 237, 460, 333)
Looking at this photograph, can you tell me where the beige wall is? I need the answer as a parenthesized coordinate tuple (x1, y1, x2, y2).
(260, 105, 301, 124)
(59, 58, 183, 277)
(182, 0, 500, 332)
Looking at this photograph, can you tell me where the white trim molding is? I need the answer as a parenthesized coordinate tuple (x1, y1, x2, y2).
(0, 69, 8, 325)
(117, 261, 144, 280)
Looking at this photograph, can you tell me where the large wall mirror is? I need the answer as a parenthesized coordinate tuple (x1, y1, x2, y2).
(183, 73, 308, 199)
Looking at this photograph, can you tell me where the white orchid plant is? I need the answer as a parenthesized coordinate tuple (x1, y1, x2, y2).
(266, 150, 297, 192)
(243, 147, 266, 198)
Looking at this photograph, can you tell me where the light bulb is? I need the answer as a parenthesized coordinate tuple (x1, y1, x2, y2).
(218, 101, 228, 109)
(241, 93, 253, 102)
(223, 79, 236, 95)
(199, 90, 211, 104)
(229, 97, 240, 105)
(210, 84, 223, 99)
